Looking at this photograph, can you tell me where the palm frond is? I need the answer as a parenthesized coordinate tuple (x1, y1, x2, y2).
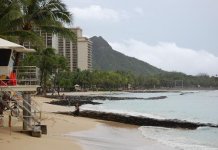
(0, 1, 22, 31)
(35, 0, 72, 24)
(0, 0, 74, 47)
(1, 30, 44, 47)
(0, 35, 18, 43)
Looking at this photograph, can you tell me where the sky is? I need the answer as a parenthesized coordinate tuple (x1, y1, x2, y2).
(63, 0, 218, 76)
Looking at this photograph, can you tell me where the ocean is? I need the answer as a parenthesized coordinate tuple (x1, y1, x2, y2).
(69, 90, 218, 150)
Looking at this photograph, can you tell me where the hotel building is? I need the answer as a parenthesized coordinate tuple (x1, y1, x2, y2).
(55, 28, 92, 71)
(24, 27, 92, 72)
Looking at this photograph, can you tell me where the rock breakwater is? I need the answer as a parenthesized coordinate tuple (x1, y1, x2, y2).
(58, 110, 218, 129)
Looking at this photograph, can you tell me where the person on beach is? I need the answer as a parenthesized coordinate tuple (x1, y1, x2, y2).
(61, 93, 66, 100)
(73, 103, 80, 116)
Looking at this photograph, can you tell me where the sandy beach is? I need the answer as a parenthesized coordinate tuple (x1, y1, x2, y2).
(0, 96, 97, 150)
(0, 93, 175, 150)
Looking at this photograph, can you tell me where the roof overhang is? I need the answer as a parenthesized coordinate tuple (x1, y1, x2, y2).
(0, 38, 35, 53)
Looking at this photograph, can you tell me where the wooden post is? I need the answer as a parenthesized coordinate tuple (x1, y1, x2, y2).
(23, 92, 31, 130)
(0, 117, 3, 127)
(9, 115, 12, 135)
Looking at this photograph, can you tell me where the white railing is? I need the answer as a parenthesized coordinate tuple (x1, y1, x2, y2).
(0, 66, 40, 86)
(15, 66, 40, 86)
(0, 66, 41, 130)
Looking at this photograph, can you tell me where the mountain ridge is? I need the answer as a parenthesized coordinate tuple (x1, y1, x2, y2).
(90, 36, 165, 76)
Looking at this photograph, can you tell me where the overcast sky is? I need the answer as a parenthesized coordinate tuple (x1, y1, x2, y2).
(63, 0, 218, 76)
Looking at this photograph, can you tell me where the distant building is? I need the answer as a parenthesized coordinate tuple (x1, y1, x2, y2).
(55, 30, 78, 72)
(24, 27, 92, 72)
(55, 28, 92, 71)
(77, 36, 92, 71)
(23, 28, 54, 48)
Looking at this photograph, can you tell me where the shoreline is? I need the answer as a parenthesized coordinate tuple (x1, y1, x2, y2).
(48, 91, 218, 129)
(0, 95, 176, 150)
(1, 91, 218, 150)
(68, 121, 176, 150)
(47, 88, 218, 97)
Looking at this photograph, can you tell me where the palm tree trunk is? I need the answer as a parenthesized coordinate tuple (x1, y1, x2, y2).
(43, 71, 47, 96)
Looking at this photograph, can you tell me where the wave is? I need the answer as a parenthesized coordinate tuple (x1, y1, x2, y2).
(139, 126, 218, 150)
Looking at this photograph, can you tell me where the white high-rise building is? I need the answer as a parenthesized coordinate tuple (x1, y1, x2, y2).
(54, 27, 92, 71)
(77, 36, 92, 71)
(25, 27, 92, 72)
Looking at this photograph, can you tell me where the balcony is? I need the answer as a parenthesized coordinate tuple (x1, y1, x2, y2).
(0, 66, 40, 92)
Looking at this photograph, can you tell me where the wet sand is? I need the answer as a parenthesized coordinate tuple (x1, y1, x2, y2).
(69, 121, 176, 150)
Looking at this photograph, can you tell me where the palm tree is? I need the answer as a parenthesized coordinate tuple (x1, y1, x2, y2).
(21, 47, 69, 95)
(0, 0, 75, 45)
(0, 0, 75, 95)
(53, 55, 69, 95)
(0, 0, 75, 68)
(39, 47, 56, 95)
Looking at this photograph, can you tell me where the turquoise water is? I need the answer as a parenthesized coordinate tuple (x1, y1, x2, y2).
(82, 90, 218, 150)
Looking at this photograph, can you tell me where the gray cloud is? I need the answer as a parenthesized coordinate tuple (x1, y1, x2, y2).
(63, 0, 218, 75)
(70, 5, 129, 22)
(110, 39, 218, 76)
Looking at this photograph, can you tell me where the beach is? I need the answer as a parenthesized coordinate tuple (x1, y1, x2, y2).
(0, 96, 97, 150)
(0, 92, 177, 150)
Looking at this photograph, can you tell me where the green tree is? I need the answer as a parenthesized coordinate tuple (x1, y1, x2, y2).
(1, 0, 76, 95)
(39, 48, 56, 95)
(0, 0, 75, 44)
(59, 71, 73, 91)
(53, 55, 69, 95)
(0, 0, 75, 68)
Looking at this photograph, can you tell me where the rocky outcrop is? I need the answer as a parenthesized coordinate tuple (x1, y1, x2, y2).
(47, 95, 167, 101)
(48, 95, 167, 106)
(48, 99, 101, 106)
(58, 110, 218, 129)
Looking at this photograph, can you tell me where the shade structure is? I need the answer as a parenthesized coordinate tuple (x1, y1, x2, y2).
(0, 38, 35, 53)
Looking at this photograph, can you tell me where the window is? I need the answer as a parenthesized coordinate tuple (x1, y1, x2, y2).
(0, 49, 11, 66)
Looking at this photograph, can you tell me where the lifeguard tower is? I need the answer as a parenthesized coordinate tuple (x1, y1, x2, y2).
(0, 38, 45, 137)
